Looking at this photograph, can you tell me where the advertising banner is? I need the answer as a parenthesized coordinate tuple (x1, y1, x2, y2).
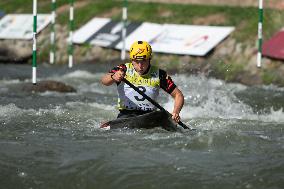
(149, 24, 235, 56)
(73, 17, 111, 44)
(73, 17, 235, 56)
(115, 22, 163, 50)
(0, 14, 51, 40)
(73, 17, 141, 48)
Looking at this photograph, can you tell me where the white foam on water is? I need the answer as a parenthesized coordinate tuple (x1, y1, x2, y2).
(261, 84, 284, 92)
(39, 91, 77, 96)
(37, 105, 67, 116)
(88, 102, 115, 111)
(65, 101, 116, 128)
(164, 74, 284, 124)
(0, 79, 22, 85)
(39, 70, 99, 88)
(0, 103, 107, 132)
(51, 70, 114, 95)
(257, 107, 284, 123)
(143, 132, 184, 141)
(62, 70, 98, 79)
(0, 104, 24, 119)
(66, 101, 115, 111)
(0, 104, 68, 123)
(76, 82, 115, 95)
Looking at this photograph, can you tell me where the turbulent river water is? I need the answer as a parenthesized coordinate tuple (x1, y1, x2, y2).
(0, 63, 283, 189)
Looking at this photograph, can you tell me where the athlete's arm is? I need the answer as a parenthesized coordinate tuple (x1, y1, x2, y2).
(159, 69, 184, 123)
(170, 87, 184, 123)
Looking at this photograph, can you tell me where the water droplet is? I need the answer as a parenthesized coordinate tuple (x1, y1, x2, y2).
(18, 172, 27, 177)
(246, 184, 252, 189)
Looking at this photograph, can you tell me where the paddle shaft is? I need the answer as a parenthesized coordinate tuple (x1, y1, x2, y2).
(122, 78, 190, 129)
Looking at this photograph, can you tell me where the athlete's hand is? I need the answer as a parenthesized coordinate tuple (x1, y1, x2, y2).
(171, 112, 180, 123)
(111, 70, 125, 82)
(111, 64, 127, 82)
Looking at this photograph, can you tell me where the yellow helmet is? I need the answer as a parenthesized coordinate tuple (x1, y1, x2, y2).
(129, 41, 152, 60)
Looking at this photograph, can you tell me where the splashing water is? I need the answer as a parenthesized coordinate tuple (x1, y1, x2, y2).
(0, 64, 283, 189)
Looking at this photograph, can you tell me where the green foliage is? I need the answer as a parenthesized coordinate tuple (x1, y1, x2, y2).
(261, 69, 284, 86)
(0, 0, 66, 13)
(58, 0, 120, 28)
(211, 60, 244, 81)
(154, 54, 181, 70)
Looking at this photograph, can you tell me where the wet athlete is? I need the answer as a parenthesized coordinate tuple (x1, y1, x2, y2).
(101, 41, 184, 123)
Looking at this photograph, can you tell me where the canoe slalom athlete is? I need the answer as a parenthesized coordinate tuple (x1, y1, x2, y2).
(101, 41, 185, 124)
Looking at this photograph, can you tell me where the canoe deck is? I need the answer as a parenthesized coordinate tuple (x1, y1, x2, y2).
(100, 111, 178, 131)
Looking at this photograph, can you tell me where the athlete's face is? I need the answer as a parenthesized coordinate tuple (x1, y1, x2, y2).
(132, 59, 150, 75)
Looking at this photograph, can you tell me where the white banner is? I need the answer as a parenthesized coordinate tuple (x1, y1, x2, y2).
(150, 24, 235, 56)
(115, 22, 163, 50)
(0, 14, 51, 40)
(73, 17, 111, 44)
